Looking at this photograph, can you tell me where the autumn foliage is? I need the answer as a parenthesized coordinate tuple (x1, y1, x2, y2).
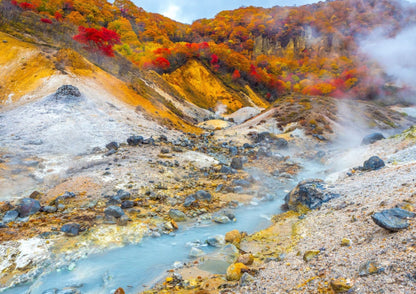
(73, 26, 121, 57)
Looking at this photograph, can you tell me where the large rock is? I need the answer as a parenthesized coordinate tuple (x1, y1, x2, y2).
(284, 179, 339, 211)
(361, 133, 385, 145)
(275, 138, 289, 149)
(363, 156, 385, 171)
(53, 85, 82, 103)
(371, 208, 415, 232)
(195, 190, 212, 202)
(16, 198, 41, 217)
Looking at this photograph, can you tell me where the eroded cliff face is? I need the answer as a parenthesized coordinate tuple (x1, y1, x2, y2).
(254, 27, 347, 58)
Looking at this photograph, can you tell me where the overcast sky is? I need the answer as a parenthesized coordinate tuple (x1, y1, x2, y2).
(131, 0, 318, 24)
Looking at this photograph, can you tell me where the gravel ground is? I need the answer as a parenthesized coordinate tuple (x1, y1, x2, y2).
(240, 136, 416, 293)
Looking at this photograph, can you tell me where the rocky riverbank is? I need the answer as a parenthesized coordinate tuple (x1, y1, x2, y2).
(145, 127, 416, 294)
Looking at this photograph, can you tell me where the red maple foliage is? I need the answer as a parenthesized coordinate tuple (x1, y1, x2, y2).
(41, 18, 53, 24)
(19, 2, 35, 10)
(54, 12, 63, 22)
(152, 57, 170, 70)
(73, 26, 121, 57)
(232, 69, 241, 80)
(210, 54, 219, 65)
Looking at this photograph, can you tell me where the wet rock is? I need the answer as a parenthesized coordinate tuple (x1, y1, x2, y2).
(226, 263, 248, 281)
(121, 200, 134, 209)
(243, 143, 254, 149)
(363, 156, 385, 171)
(42, 289, 59, 294)
(371, 207, 415, 231)
(257, 147, 271, 157)
(206, 235, 225, 247)
(60, 223, 81, 236)
(169, 209, 187, 222)
(359, 260, 382, 276)
(330, 278, 353, 293)
(106, 141, 119, 151)
(143, 137, 155, 145)
(225, 230, 241, 244)
(2, 210, 18, 223)
(284, 179, 339, 212)
(159, 135, 168, 142)
(229, 146, 238, 156)
(16, 198, 41, 217)
(195, 190, 212, 202)
(127, 135, 143, 146)
(313, 134, 327, 141)
(189, 247, 205, 258)
(116, 189, 131, 200)
(362, 132, 385, 145)
(42, 206, 57, 213)
(104, 206, 125, 218)
(255, 132, 272, 143)
(230, 157, 244, 170)
(183, 195, 196, 207)
(303, 250, 320, 262)
(213, 215, 231, 224)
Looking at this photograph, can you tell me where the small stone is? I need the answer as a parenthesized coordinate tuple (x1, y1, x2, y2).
(189, 247, 205, 258)
(29, 191, 42, 199)
(359, 260, 382, 276)
(120, 200, 134, 209)
(60, 223, 81, 236)
(106, 141, 119, 151)
(42, 206, 58, 213)
(237, 253, 254, 266)
(16, 198, 41, 217)
(195, 190, 212, 202)
(106, 196, 121, 206)
(116, 189, 131, 200)
(363, 156, 385, 171)
(341, 238, 352, 247)
(232, 179, 251, 187)
(225, 230, 241, 244)
(206, 235, 225, 247)
(169, 209, 187, 222)
(226, 263, 248, 281)
(230, 157, 244, 170)
(2, 210, 18, 223)
(330, 278, 353, 293)
(183, 195, 196, 207)
(117, 214, 130, 226)
(303, 250, 320, 262)
(161, 148, 170, 154)
(213, 215, 231, 224)
(104, 206, 125, 218)
(371, 207, 415, 231)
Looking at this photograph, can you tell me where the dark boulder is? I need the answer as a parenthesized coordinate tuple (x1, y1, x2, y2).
(232, 179, 252, 188)
(53, 85, 82, 103)
(104, 206, 125, 218)
(61, 223, 81, 236)
(127, 135, 143, 146)
(106, 196, 121, 206)
(257, 147, 271, 157)
(371, 208, 415, 232)
(230, 157, 244, 170)
(16, 198, 41, 217)
(363, 156, 385, 171)
(219, 165, 234, 174)
(284, 179, 339, 211)
(361, 133, 385, 145)
(183, 195, 196, 207)
(255, 132, 272, 143)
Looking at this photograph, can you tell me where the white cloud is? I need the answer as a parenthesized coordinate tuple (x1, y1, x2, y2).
(161, 4, 181, 21)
